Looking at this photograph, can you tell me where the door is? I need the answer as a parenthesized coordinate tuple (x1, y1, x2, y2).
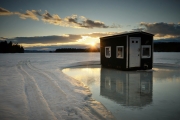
(129, 37, 141, 68)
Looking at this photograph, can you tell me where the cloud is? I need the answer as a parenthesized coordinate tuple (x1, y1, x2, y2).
(42, 12, 116, 28)
(14, 10, 40, 21)
(5, 34, 82, 44)
(79, 16, 108, 28)
(82, 19, 108, 28)
(0, 7, 13, 15)
(140, 22, 180, 37)
(42, 11, 53, 19)
(64, 15, 82, 28)
(83, 32, 119, 38)
(42, 11, 61, 25)
(43, 13, 112, 28)
(3, 32, 117, 45)
(0, 7, 41, 20)
(32, 10, 42, 16)
(0, 7, 120, 29)
(154, 37, 180, 43)
(65, 15, 79, 24)
(132, 28, 144, 31)
(0, 37, 7, 40)
(65, 15, 115, 28)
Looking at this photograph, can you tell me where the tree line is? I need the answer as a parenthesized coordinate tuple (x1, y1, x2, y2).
(0, 41, 24, 53)
(154, 42, 180, 52)
(54, 48, 100, 52)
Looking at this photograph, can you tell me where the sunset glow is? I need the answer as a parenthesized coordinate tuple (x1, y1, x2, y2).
(0, 0, 179, 50)
(90, 42, 95, 47)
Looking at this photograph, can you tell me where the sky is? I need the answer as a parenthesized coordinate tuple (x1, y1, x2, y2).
(0, 0, 180, 50)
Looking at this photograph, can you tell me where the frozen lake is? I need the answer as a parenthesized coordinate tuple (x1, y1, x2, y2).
(0, 52, 180, 120)
(63, 64, 180, 120)
(62, 52, 180, 120)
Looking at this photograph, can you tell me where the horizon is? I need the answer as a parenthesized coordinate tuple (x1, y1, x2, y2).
(0, 0, 180, 51)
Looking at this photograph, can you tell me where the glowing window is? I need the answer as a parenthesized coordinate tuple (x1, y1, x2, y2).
(105, 46, 111, 58)
(116, 46, 124, 59)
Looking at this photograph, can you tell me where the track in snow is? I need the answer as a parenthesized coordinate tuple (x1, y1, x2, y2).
(16, 60, 106, 120)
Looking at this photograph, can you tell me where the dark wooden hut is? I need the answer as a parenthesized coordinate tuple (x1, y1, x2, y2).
(100, 31, 154, 70)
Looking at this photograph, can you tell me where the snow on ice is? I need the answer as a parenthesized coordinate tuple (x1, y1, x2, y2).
(0, 53, 114, 120)
(0, 52, 180, 120)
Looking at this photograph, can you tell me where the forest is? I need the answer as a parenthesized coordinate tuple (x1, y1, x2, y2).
(154, 42, 180, 52)
(55, 48, 100, 52)
(0, 41, 24, 53)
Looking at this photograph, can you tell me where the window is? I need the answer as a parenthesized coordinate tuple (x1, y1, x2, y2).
(142, 45, 151, 58)
(105, 46, 111, 58)
(116, 46, 124, 58)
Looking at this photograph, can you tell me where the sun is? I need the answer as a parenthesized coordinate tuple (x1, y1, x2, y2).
(90, 42, 95, 47)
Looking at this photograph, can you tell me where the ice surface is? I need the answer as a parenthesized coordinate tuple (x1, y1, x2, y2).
(0, 52, 180, 120)
(63, 52, 180, 120)
(63, 56, 180, 120)
(0, 53, 114, 120)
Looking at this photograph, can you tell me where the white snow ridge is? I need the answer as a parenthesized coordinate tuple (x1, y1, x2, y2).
(0, 53, 114, 120)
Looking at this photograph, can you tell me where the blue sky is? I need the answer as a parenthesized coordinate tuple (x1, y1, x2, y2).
(0, 0, 180, 50)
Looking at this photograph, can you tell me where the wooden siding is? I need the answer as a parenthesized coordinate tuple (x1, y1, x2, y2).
(101, 35, 127, 70)
(100, 32, 153, 70)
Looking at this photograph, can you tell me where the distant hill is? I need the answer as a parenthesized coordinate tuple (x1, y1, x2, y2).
(154, 42, 180, 52)
(24, 50, 49, 53)
(154, 39, 180, 43)
(54, 48, 100, 52)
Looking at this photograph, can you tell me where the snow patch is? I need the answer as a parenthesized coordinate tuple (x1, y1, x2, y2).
(0, 53, 114, 120)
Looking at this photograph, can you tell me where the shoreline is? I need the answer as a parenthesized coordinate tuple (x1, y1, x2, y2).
(61, 61, 115, 120)
(62, 60, 180, 120)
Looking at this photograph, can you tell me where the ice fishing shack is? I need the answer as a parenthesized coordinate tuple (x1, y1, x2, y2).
(100, 31, 154, 70)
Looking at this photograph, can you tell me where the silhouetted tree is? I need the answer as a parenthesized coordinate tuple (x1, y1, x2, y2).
(0, 41, 24, 53)
(55, 48, 100, 52)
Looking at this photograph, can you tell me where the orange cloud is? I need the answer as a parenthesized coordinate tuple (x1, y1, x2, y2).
(0, 6, 121, 29)
(4, 34, 82, 44)
(14, 10, 40, 21)
(41, 11, 61, 25)
(0, 7, 13, 15)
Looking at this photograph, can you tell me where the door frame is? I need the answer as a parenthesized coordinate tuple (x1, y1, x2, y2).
(129, 37, 141, 68)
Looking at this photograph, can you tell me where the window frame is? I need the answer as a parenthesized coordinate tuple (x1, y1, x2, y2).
(105, 46, 111, 58)
(116, 46, 124, 59)
(141, 45, 151, 58)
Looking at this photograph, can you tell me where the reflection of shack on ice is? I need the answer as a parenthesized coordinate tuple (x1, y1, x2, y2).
(100, 68, 153, 107)
(100, 31, 154, 70)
